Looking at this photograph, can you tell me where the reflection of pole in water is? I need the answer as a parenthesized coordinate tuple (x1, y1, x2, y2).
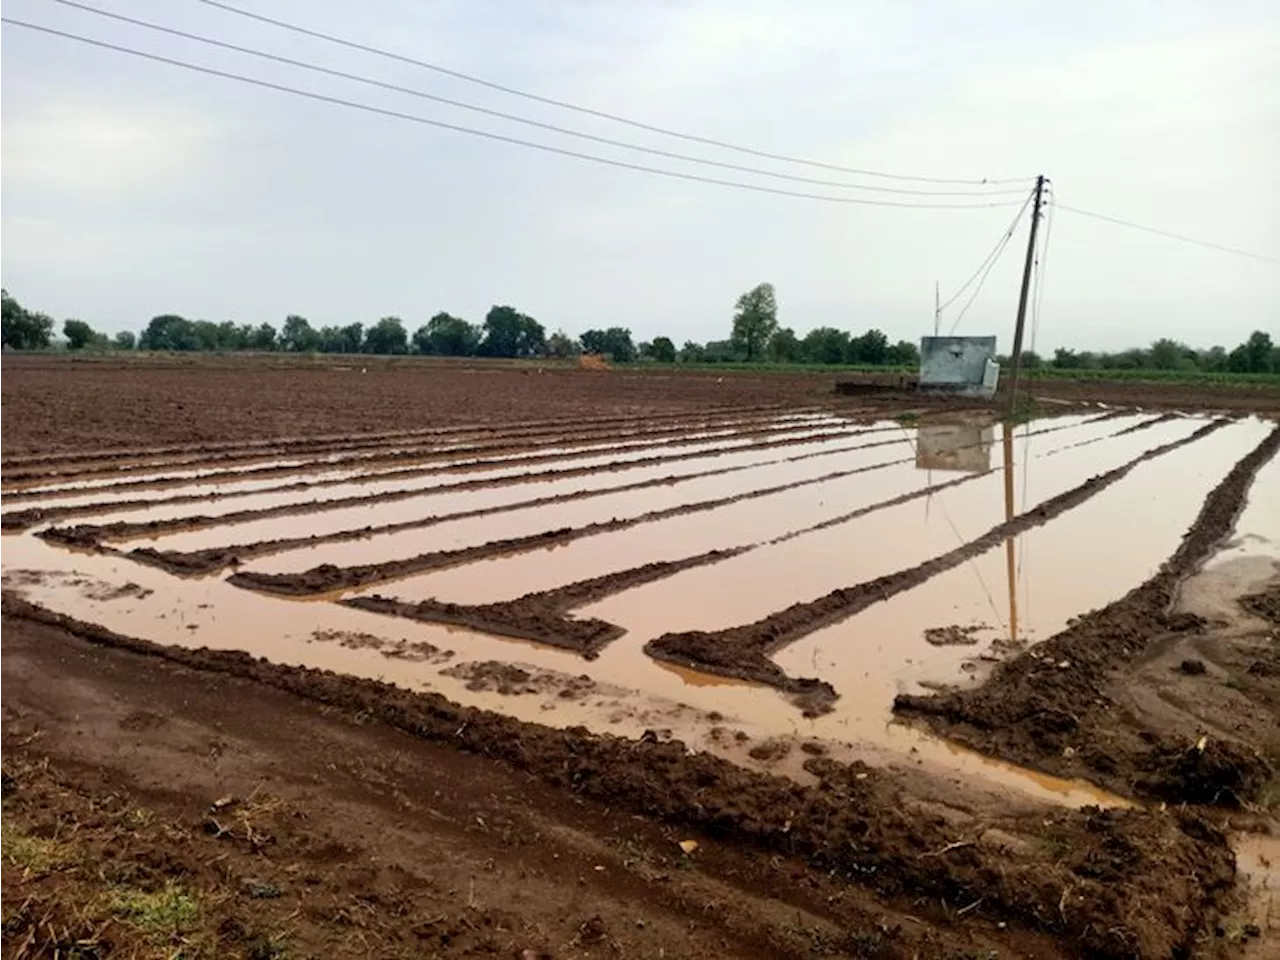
(1002, 422, 1019, 645)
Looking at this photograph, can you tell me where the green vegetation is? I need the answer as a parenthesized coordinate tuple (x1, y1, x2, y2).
(2, 285, 1274, 381)
(1, 289, 54, 349)
(3, 820, 71, 875)
(109, 881, 201, 939)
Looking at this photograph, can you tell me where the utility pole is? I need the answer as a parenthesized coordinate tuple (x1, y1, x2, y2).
(1005, 174, 1046, 417)
(933, 280, 940, 336)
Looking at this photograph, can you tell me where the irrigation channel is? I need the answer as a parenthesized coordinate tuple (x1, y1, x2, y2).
(4, 405, 1276, 808)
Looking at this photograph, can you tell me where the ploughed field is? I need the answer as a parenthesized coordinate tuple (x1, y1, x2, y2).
(3, 355, 1278, 959)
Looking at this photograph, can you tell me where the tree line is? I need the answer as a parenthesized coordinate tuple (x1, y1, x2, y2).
(2, 286, 1275, 374)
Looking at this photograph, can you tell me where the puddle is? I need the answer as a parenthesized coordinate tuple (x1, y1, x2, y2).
(573, 416, 1210, 639)
(8, 409, 1242, 814)
(119, 426, 911, 552)
(1232, 832, 1279, 950)
(4, 420, 870, 519)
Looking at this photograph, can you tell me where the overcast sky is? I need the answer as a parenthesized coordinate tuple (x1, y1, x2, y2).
(3, 0, 1278, 351)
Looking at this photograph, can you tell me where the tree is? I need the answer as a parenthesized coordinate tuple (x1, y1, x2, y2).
(801, 327, 849, 365)
(364, 316, 408, 355)
(885, 339, 920, 367)
(546, 330, 580, 358)
(731, 283, 778, 361)
(139, 314, 199, 351)
(63, 319, 97, 350)
(114, 330, 137, 350)
(847, 328, 889, 365)
(767, 327, 801, 363)
(280, 315, 320, 352)
(580, 327, 636, 363)
(247, 322, 278, 351)
(650, 336, 676, 363)
(1, 290, 55, 350)
(679, 340, 705, 362)
(413, 312, 480, 356)
(479, 306, 545, 358)
(1148, 338, 1186, 370)
(1241, 330, 1275, 373)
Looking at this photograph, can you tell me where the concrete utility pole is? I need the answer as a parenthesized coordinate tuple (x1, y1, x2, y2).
(1005, 175, 1046, 417)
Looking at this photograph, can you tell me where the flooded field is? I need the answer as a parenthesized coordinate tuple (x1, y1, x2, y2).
(5, 402, 1274, 806)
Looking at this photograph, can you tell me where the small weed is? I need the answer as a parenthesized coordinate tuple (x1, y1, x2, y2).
(2, 820, 69, 875)
(895, 411, 920, 423)
(1223, 676, 1248, 692)
(109, 880, 200, 939)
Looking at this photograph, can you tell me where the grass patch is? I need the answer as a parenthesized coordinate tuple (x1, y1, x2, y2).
(109, 880, 200, 939)
(2, 819, 69, 876)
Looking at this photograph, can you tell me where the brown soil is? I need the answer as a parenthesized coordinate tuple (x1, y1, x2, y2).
(924, 625, 988, 647)
(6, 356, 1279, 958)
(3, 414, 854, 505)
(895, 423, 1280, 806)
(346, 550, 745, 658)
(1, 405, 813, 484)
(0, 354, 845, 457)
(1, 423, 896, 532)
(1241, 584, 1280, 626)
(2, 594, 1241, 959)
(646, 419, 1228, 714)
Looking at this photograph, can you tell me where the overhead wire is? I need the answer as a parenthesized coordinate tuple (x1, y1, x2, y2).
(2, 17, 1031, 211)
(188, 0, 1030, 187)
(946, 189, 1035, 334)
(1054, 202, 1278, 265)
(938, 189, 1035, 316)
(34, 0, 1032, 199)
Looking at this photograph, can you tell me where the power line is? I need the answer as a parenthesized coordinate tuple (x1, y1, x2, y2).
(946, 193, 1035, 334)
(1054, 201, 1279, 265)
(939, 190, 1035, 314)
(36, 0, 1031, 199)
(3, 17, 1030, 210)
(191, 0, 1029, 188)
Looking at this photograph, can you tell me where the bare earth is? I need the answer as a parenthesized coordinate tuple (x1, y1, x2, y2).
(3, 354, 1278, 959)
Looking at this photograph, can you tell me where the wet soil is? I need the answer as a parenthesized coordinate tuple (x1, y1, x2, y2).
(1241, 583, 1280, 625)
(346, 550, 745, 657)
(1, 594, 1241, 959)
(645, 419, 1228, 714)
(1, 423, 886, 532)
(895, 423, 1280, 806)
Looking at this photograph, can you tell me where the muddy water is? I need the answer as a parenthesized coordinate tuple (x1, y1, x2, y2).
(4, 410, 1166, 811)
(1211, 449, 1280, 566)
(573, 416, 1209, 639)
(363, 415, 1142, 604)
(237, 415, 1116, 579)
(4, 425, 736, 497)
(2, 532, 1120, 810)
(19, 417, 860, 498)
(1233, 832, 1279, 950)
(235, 436, 930, 575)
(122, 428, 910, 552)
(7, 421, 866, 521)
(767, 417, 1271, 716)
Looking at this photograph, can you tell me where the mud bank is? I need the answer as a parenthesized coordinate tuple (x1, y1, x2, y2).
(0, 594, 1237, 959)
(345, 550, 746, 657)
(895, 423, 1280, 806)
(645, 419, 1228, 714)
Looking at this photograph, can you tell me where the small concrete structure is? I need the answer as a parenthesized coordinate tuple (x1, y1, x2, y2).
(918, 336, 1000, 400)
